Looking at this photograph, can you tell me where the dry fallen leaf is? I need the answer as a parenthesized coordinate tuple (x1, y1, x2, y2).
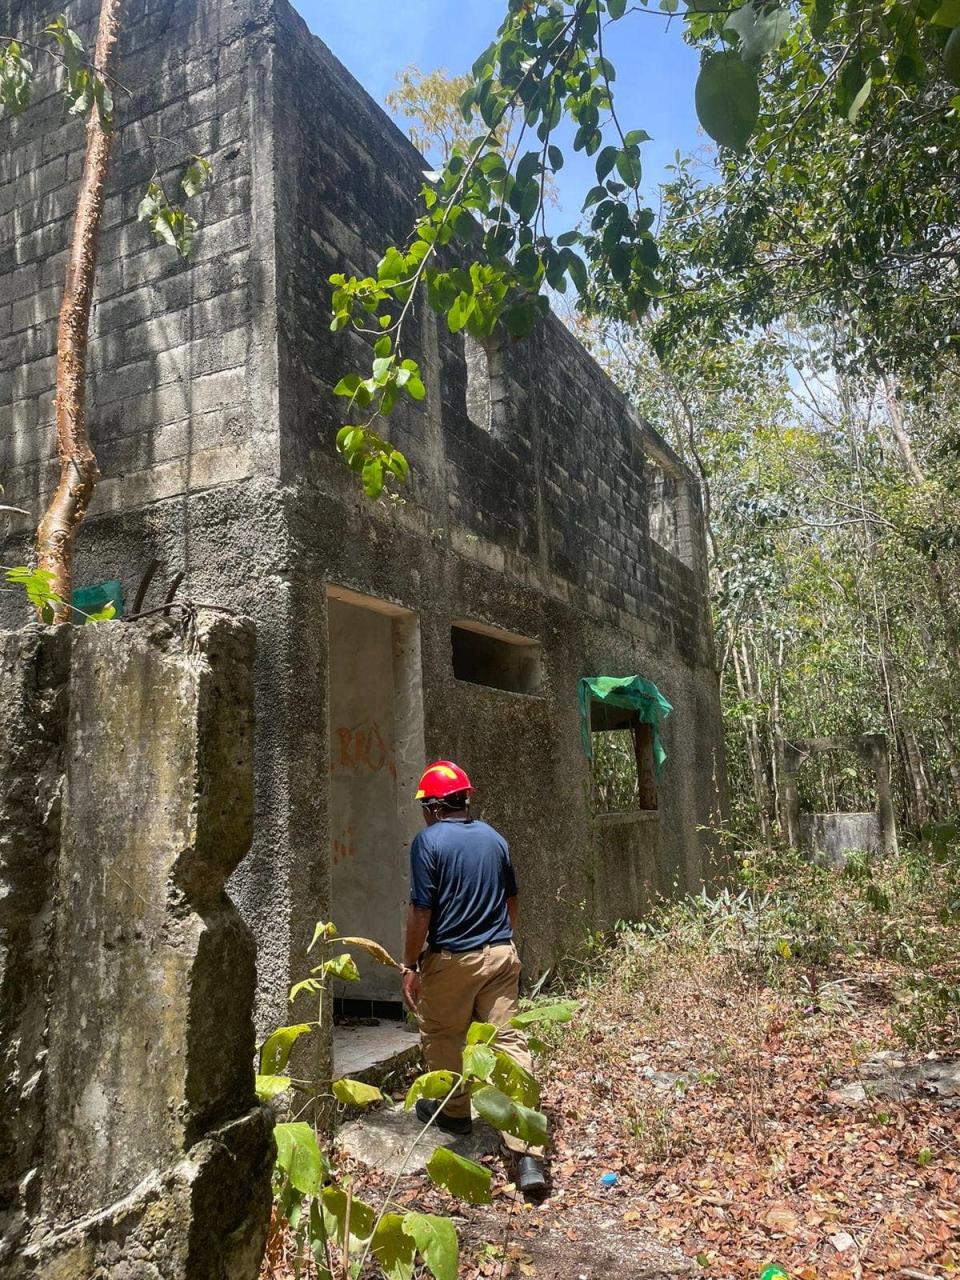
(764, 1202, 802, 1234)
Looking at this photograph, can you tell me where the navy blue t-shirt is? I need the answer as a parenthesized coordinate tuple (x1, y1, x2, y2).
(409, 818, 518, 952)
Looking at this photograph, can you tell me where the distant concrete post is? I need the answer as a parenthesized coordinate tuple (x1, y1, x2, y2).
(777, 739, 804, 849)
(858, 733, 898, 856)
(0, 617, 273, 1278)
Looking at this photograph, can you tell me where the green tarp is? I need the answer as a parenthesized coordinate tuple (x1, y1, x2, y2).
(71, 579, 123, 624)
(578, 675, 673, 774)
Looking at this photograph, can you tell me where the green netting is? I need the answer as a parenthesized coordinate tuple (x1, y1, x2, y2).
(578, 675, 673, 774)
(71, 579, 123, 623)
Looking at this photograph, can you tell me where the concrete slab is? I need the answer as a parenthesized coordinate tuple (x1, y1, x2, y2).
(333, 1020, 421, 1079)
(337, 1105, 500, 1176)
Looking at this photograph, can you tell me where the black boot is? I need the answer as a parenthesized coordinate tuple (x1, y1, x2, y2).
(516, 1155, 548, 1199)
(415, 1097, 473, 1135)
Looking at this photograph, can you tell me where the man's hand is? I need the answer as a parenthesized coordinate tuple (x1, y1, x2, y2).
(402, 968, 421, 1014)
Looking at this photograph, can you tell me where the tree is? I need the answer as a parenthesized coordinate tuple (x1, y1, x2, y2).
(0, 5, 208, 620)
(327, 0, 960, 496)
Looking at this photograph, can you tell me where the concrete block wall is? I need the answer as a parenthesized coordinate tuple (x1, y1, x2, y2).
(0, 616, 272, 1277)
(1, 0, 728, 1033)
(0, 0, 278, 531)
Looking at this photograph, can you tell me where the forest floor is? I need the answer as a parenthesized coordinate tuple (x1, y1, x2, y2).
(265, 846, 960, 1280)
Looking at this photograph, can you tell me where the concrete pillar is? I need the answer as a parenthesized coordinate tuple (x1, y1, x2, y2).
(0, 618, 273, 1278)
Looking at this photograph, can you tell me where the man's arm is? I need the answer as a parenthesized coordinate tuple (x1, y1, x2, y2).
(507, 895, 518, 929)
(404, 904, 431, 966)
(402, 904, 431, 1012)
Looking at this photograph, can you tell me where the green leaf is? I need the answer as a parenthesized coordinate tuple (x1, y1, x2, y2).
(321, 1186, 376, 1243)
(372, 355, 395, 383)
(322, 953, 361, 982)
(847, 76, 872, 125)
(362, 457, 385, 499)
(694, 52, 760, 153)
(472, 1085, 547, 1147)
(372, 1214, 416, 1280)
(405, 1071, 458, 1109)
(595, 145, 619, 182)
(308, 921, 338, 951)
(466, 1022, 498, 1045)
(509, 1000, 580, 1028)
(932, 0, 960, 24)
(83, 602, 116, 623)
(402, 1212, 459, 1280)
(0, 40, 33, 116)
(333, 374, 362, 398)
(462, 1044, 497, 1081)
(608, 0, 628, 16)
(181, 155, 212, 198)
(274, 1122, 327, 1195)
(425, 1147, 493, 1205)
(406, 376, 426, 401)
(289, 977, 323, 1001)
(490, 1051, 540, 1107)
(374, 334, 392, 358)
(723, 3, 791, 61)
(260, 1023, 313, 1074)
(332, 1078, 384, 1107)
(256, 1073, 292, 1100)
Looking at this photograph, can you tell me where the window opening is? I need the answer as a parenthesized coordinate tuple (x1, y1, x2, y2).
(590, 700, 658, 813)
(450, 621, 543, 695)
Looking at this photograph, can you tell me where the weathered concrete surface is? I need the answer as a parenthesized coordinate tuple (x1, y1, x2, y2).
(0, 618, 273, 1277)
(337, 1105, 499, 1176)
(0, 0, 729, 1047)
(799, 811, 883, 865)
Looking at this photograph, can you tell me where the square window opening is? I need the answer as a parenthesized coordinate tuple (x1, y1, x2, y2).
(591, 701, 658, 813)
(451, 622, 543, 695)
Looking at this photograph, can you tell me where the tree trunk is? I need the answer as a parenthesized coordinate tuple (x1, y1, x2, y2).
(35, 0, 123, 620)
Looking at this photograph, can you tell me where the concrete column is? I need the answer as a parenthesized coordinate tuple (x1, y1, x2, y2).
(1, 618, 273, 1278)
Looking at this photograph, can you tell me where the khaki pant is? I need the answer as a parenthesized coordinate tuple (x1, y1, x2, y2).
(418, 941, 544, 1157)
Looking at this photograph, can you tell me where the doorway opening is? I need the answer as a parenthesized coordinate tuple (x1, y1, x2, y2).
(326, 586, 425, 1071)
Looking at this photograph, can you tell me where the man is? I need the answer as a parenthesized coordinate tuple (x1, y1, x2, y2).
(401, 760, 547, 1198)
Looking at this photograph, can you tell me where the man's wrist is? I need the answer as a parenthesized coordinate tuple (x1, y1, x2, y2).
(402, 962, 420, 974)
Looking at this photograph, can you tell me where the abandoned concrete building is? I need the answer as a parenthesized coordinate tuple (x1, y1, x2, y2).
(0, 0, 727, 1050)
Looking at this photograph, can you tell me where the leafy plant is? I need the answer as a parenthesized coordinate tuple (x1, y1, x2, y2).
(259, 921, 566, 1279)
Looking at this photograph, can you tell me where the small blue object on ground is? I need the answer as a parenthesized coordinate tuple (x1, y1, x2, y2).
(600, 1172, 618, 1187)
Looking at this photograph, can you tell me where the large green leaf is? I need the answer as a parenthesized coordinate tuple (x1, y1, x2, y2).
(372, 1214, 416, 1280)
(405, 1071, 458, 1109)
(255, 1073, 292, 1101)
(426, 1147, 493, 1205)
(402, 1212, 459, 1280)
(332, 1078, 384, 1108)
(724, 3, 791, 61)
(260, 1023, 312, 1074)
(694, 52, 760, 153)
(472, 1086, 547, 1148)
(509, 1000, 580, 1028)
(321, 1186, 376, 1243)
(273, 1122, 327, 1195)
(490, 1051, 540, 1108)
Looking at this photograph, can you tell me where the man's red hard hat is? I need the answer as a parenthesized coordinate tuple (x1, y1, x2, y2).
(415, 760, 474, 801)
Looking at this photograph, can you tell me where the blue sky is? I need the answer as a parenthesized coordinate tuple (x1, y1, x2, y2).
(292, 2, 707, 225)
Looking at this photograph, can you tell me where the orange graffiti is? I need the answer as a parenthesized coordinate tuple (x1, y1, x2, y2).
(334, 721, 394, 774)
